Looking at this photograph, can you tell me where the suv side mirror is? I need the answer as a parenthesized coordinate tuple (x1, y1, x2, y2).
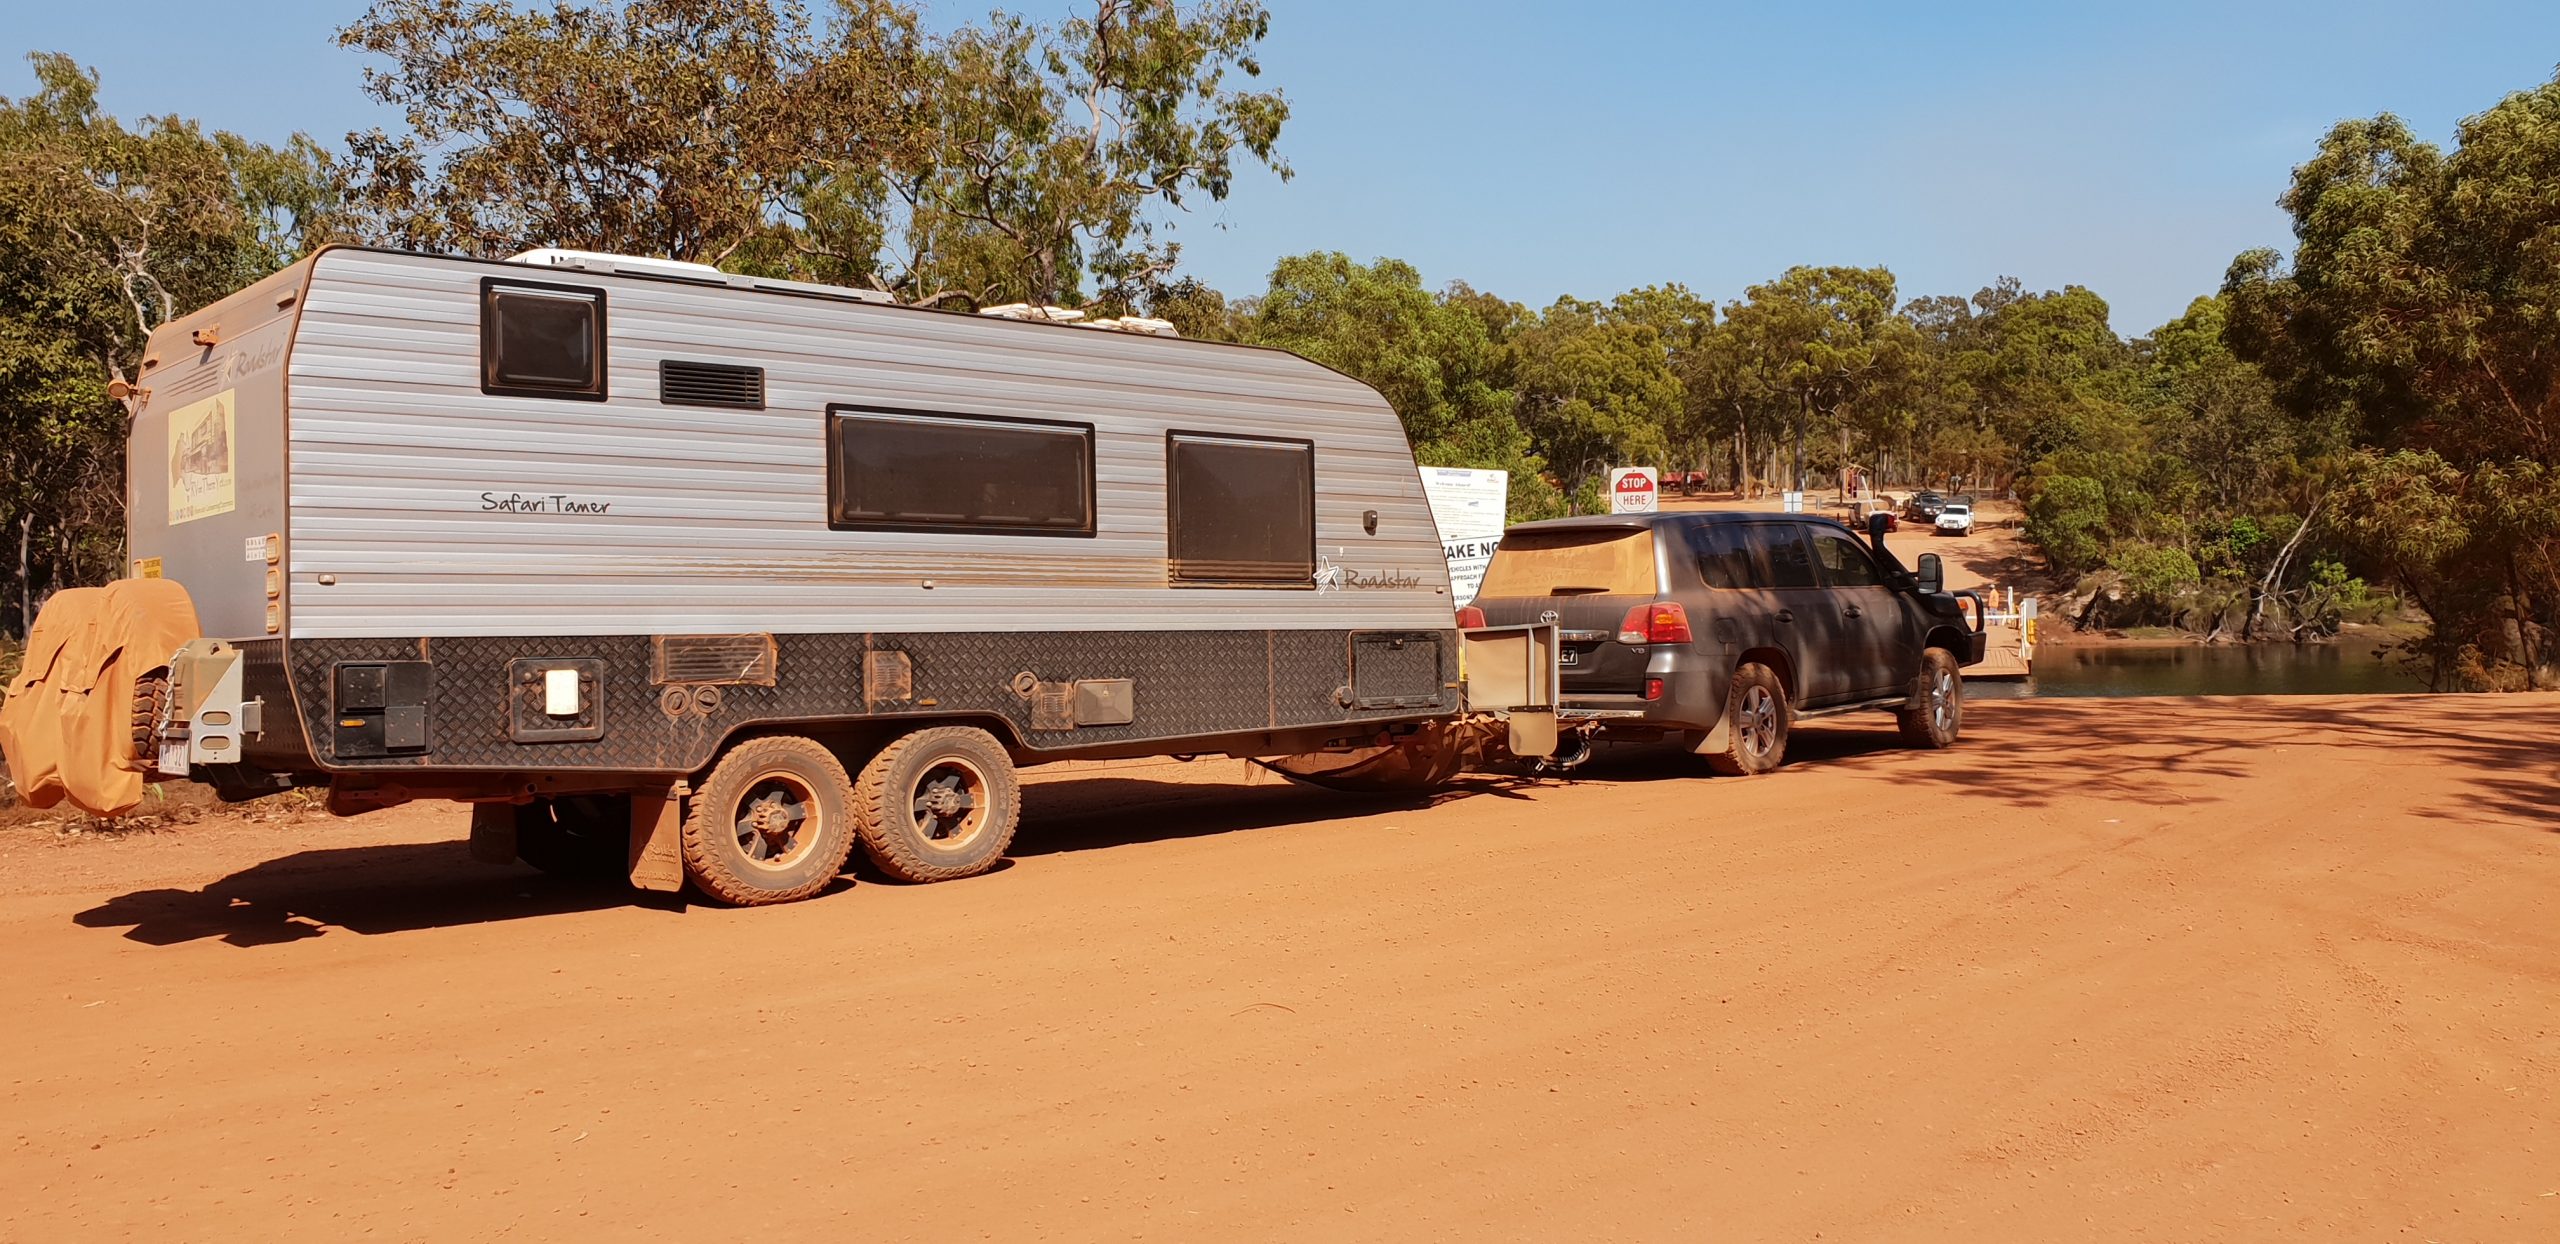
(1915, 552, 1944, 595)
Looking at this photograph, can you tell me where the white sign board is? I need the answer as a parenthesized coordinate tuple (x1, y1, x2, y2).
(1781, 490, 1805, 513)
(1418, 466, 1509, 606)
(1608, 467, 1659, 514)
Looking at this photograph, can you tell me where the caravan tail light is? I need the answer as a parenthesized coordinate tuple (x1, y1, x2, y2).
(1455, 605, 1486, 629)
(1616, 602, 1693, 645)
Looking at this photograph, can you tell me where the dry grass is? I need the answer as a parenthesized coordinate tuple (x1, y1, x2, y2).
(0, 778, 328, 833)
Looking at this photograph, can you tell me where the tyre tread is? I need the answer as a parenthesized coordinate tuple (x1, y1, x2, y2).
(853, 726, 1022, 884)
(680, 735, 860, 906)
(1705, 662, 1790, 776)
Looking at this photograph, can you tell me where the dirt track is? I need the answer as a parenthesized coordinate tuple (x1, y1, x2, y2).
(4, 695, 2557, 1240)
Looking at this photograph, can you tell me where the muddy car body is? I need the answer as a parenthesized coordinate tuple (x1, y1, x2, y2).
(1466, 512, 1986, 771)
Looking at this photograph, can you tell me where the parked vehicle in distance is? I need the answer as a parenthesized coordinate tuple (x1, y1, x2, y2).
(1934, 503, 1975, 536)
(1903, 490, 1948, 522)
(1466, 511, 1987, 775)
(1678, 470, 1712, 494)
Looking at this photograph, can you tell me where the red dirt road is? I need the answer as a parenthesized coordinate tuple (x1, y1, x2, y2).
(4, 695, 2557, 1240)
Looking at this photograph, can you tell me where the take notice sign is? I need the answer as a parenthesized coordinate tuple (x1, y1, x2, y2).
(1419, 466, 1508, 606)
(1609, 466, 1659, 514)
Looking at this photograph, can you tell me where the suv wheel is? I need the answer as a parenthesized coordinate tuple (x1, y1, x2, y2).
(1706, 662, 1789, 776)
(1897, 648, 1963, 748)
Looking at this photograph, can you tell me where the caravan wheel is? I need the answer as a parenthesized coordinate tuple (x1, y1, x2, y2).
(852, 726, 1022, 884)
(680, 736, 860, 906)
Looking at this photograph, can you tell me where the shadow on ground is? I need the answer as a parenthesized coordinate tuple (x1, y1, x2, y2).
(1871, 694, 2560, 827)
(74, 694, 2557, 947)
(71, 846, 696, 948)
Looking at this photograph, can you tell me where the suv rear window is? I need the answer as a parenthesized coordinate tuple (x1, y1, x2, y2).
(1477, 527, 1659, 597)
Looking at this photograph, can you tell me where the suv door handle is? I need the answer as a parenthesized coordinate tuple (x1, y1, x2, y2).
(1774, 609, 1795, 624)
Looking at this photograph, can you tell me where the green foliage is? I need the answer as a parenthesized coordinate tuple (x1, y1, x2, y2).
(1512, 296, 1679, 497)
(338, 0, 1288, 310)
(1242, 253, 1558, 520)
(2224, 72, 2560, 686)
(1, 53, 336, 633)
(2023, 474, 2108, 573)
(2110, 543, 2200, 605)
(1695, 266, 1917, 492)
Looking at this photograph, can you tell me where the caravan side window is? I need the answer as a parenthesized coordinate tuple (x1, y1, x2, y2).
(827, 407, 1094, 536)
(481, 279, 606, 400)
(1166, 433, 1316, 585)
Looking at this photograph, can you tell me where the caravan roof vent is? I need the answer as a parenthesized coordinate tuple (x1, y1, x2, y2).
(505, 248, 898, 305)
(977, 303, 1086, 323)
(507, 248, 727, 282)
(1077, 316, 1179, 337)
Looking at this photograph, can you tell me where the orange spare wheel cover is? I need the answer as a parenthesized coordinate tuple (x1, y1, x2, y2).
(0, 578, 202, 818)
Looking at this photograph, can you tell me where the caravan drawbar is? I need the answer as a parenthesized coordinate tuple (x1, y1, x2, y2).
(2, 246, 1562, 904)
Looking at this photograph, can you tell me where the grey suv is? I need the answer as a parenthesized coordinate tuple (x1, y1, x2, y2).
(1466, 512, 1987, 773)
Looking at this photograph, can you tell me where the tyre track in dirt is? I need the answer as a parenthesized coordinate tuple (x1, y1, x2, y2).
(2, 695, 2556, 1241)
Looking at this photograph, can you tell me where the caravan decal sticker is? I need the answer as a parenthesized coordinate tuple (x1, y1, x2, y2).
(481, 492, 614, 516)
(165, 390, 237, 525)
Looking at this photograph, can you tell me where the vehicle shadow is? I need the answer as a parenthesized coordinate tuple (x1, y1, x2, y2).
(70, 846, 698, 948)
(75, 695, 2553, 947)
(1011, 775, 1442, 857)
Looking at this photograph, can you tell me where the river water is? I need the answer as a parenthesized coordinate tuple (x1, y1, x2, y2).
(1973, 640, 2434, 699)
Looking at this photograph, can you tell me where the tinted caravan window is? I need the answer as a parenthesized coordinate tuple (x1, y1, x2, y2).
(1167, 433, 1315, 584)
(481, 280, 605, 398)
(829, 408, 1094, 535)
(1749, 524, 1820, 589)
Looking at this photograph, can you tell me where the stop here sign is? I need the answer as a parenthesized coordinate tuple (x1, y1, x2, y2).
(1608, 466, 1659, 514)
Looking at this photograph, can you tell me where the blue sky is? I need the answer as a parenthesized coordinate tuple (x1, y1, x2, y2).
(8, 1, 2557, 333)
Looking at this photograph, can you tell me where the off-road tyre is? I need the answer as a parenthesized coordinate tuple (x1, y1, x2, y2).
(130, 668, 171, 759)
(1897, 648, 1964, 749)
(1705, 662, 1790, 776)
(514, 795, 630, 879)
(852, 726, 1021, 884)
(681, 736, 860, 906)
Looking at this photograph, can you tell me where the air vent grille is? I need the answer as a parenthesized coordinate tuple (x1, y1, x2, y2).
(651, 634, 778, 686)
(659, 359, 765, 410)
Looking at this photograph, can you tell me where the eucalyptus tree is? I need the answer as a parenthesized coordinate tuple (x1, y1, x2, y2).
(2224, 75, 2560, 686)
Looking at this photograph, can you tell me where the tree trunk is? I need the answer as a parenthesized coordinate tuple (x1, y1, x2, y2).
(2243, 499, 2322, 642)
(17, 511, 33, 639)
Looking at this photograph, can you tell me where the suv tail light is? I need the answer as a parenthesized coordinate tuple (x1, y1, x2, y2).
(1455, 605, 1486, 629)
(1616, 602, 1693, 645)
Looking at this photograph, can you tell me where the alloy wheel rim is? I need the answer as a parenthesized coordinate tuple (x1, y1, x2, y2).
(733, 771, 822, 872)
(911, 758, 991, 853)
(1933, 670, 1957, 733)
(1740, 685, 1778, 758)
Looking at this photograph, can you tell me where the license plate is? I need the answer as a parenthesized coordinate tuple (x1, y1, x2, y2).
(1558, 648, 1581, 667)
